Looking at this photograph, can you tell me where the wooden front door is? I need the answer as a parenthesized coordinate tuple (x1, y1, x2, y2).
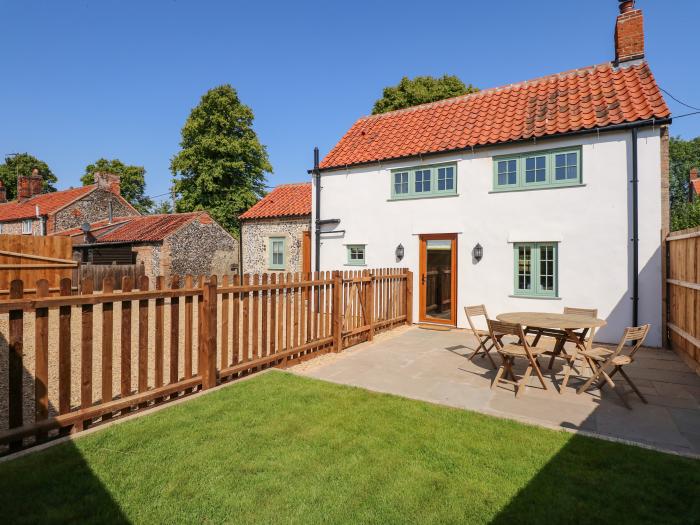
(418, 234, 457, 326)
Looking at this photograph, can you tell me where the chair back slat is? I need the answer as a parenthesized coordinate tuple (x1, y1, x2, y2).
(487, 320, 527, 349)
(563, 307, 598, 317)
(464, 305, 489, 334)
(623, 324, 650, 359)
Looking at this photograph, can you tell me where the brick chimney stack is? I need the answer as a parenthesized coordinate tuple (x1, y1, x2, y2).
(29, 168, 43, 197)
(93, 172, 121, 196)
(690, 168, 700, 202)
(0, 180, 6, 203)
(615, 0, 645, 65)
(17, 173, 31, 201)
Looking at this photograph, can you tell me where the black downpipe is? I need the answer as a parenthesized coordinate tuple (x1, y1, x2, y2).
(631, 127, 639, 327)
(313, 147, 321, 272)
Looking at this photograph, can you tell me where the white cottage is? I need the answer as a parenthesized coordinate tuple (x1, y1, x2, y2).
(311, 2, 671, 347)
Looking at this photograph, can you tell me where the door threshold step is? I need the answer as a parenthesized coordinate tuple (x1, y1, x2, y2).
(417, 324, 453, 331)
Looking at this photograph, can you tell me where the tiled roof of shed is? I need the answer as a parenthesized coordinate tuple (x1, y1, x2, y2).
(239, 183, 311, 220)
(320, 62, 670, 170)
(55, 212, 211, 243)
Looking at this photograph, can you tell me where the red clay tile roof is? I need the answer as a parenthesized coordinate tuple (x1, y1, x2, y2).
(55, 212, 211, 243)
(239, 183, 311, 220)
(320, 62, 671, 170)
(0, 185, 95, 221)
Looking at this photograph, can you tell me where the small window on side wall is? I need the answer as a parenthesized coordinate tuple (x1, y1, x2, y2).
(347, 245, 366, 266)
(22, 219, 33, 235)
(269, 237, 286, 270)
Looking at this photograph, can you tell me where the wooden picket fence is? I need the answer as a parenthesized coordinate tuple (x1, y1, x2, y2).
(666, 226, 700, 374)
(0, 268, 411, 453)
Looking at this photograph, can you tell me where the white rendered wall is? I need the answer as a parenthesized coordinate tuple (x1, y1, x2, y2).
(313, 128, 663, 346)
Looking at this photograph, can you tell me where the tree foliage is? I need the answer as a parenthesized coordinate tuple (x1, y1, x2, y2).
(81, 158, 154, 214)
(669, 136, 700, 231)
(372, 75, 478, 114)
(150, 200, 173, 214)
(170, 84, 271, 235)
(0, 153, 57, 199)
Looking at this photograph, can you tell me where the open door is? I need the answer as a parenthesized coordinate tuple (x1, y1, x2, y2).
(419, 233, 457, 326)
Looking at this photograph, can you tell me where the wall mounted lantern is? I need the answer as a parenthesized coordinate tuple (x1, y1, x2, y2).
(473, 243, 483, 262)
(395, 243, 404, 261)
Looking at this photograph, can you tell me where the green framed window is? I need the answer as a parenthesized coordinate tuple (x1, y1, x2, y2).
(390, 163, 457, 200)
(513, 242, 558, 298)
(268, 237, 286, 270)
(493, 147, 581, 191)
(346, 244, 366, 266)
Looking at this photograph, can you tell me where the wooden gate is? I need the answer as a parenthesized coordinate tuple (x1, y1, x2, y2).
(666, 226, 700, 374)
(0, 235, 76, 295)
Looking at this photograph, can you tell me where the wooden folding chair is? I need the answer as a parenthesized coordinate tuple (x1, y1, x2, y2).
(552, 307, 599, 389)
(577, 324, 650, 409)
(488, 319, 548, 398)
(464, 305, 497, 369)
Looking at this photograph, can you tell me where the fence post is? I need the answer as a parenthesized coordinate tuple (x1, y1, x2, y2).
(332, 271, 343, 352)
(200, 276, 218, 389)
(8, 279, 24, 451)
(405, 270, 413, 326)
(365, 270, 374, 341)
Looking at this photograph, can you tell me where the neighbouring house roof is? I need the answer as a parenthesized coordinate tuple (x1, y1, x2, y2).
(320, 62, 671, 170)
(239, 183, 311, 220)
(55, 212, 214, 244)
(0, 185, 96, 222)
(692, 178, 700, 197)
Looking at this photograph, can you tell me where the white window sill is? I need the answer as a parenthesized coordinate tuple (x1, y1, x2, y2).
(490, 184, 585, 194)
(508, 294, 561, 300)
(388, 193, 459, 202)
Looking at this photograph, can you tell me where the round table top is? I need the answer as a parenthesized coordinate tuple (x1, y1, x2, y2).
(496, 312, 607, 330)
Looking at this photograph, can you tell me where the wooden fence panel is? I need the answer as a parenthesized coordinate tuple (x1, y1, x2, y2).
(666, 226, 700, 374)
(0, 267, 408, 453)
(0, 234, 75, 294)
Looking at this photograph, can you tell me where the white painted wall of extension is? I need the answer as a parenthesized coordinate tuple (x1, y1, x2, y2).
(312, 127, 664, 347)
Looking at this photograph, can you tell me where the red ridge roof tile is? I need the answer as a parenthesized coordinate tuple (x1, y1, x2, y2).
(320, 63, 670, 170)
(239, 183, 311, 220)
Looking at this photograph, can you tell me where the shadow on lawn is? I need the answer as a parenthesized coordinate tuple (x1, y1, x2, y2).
(0, 333, 130, 524)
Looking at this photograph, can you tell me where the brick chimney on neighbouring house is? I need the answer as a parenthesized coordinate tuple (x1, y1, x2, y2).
(93, 172, 121, 196)
(690, 168, 700, 202)
(29, 168, 43, 197)
(615, 0, 645, 65)
(0, 180, 6, 203)
(17, 173, 31, 201)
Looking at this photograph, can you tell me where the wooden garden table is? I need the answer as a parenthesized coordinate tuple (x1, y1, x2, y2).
(495, 312, 607, 391)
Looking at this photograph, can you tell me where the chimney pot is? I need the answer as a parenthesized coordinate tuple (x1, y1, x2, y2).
(619, 0, 635, 14)
(691, 168, 699, 180)
(29, 168, 43, 197)
(93, 172, 121, 196)
(0, 180, 6, 204)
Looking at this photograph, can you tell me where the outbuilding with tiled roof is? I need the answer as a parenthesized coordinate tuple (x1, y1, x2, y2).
(55, 211, 239, 280)
(239, 183, 311, 274)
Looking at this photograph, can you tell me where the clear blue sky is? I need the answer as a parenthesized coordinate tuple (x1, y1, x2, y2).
(1, 0, 699, 206)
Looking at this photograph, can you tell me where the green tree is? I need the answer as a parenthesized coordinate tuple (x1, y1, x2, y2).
(170, 84, 271, 235)
(150, 200, 173, 214)
(669, 136, 700, 231)
(372, 75, 478, 114)
(0, 153, 57, 199)
(81, 158, 154, 214)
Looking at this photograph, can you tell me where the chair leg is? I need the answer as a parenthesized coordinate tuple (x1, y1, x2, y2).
(530, 358, 548, 391)
(618, 368, 647, 404)
(485, 350, 497, 369)
(516, 365, 533, 398)
(577, 361, 604, 394)
(492, 365, 505, 390)
(548, 338, 565, 370)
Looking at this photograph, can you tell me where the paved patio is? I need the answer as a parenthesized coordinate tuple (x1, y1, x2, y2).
(294, 326, 700, 457)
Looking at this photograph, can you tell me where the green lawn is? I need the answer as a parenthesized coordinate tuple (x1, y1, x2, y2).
(1, 371, 698, 525)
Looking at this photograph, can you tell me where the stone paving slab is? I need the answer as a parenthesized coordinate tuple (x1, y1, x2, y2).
(293, 326, 700, 457)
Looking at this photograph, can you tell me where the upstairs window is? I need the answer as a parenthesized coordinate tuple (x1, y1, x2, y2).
(390, 163, 458, 200)
(494, 147, 582, 191)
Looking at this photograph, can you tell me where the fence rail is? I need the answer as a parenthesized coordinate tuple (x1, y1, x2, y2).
(666, 226, 700, 374)
(0, 268, 411, 452)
